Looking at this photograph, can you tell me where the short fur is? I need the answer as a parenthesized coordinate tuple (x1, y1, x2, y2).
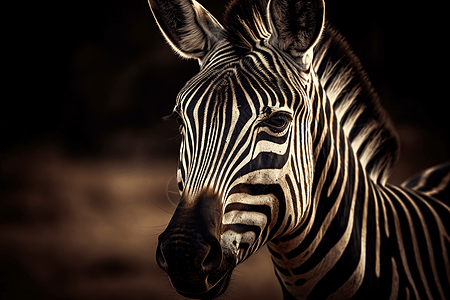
(223, 0, 400, 183)
(150, 1, 450, 299)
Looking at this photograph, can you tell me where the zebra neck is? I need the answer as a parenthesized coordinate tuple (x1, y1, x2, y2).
(267, 82, 372, 298)
(313, 25, 400, 185)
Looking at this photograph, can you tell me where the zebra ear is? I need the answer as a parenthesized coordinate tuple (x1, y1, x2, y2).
(267, 0, 325, 70)
(148, 0, 224, 60)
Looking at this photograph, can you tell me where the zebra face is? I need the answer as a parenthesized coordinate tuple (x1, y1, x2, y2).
(159, 52, 313, 297)
(149, 0, 324, 298)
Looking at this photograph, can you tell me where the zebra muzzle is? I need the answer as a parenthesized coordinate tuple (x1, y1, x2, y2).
(155, 191, 234, 297)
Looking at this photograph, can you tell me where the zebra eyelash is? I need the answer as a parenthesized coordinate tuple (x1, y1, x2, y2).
(163, 111, 180, 121)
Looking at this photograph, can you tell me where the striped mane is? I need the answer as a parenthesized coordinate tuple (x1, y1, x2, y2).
(223, 0, 400, 184)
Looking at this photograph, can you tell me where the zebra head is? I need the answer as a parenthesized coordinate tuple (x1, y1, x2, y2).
(149, 0, 324, 298)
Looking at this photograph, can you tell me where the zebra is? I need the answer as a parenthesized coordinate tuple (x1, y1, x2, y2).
(148, 0, 450, 299)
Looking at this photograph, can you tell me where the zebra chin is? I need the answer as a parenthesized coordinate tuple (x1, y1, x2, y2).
(171, 264, 234, 299)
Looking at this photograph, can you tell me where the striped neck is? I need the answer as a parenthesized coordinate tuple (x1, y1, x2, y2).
(267, 73, 371, 298)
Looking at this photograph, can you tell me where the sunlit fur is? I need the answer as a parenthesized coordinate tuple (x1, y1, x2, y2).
(149, 0, 450, 299)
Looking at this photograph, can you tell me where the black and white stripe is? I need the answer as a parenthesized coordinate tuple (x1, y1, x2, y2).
(149, 0, 450, 298)
(267, 72, 450, 299)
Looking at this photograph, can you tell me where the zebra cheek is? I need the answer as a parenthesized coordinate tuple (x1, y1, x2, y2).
(220, 230, 257, 264)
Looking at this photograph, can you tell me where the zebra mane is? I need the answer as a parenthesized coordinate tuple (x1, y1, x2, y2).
(312, 26, 399, 184)
(223, 0, 400, 184)
(224, 0, 271, 50)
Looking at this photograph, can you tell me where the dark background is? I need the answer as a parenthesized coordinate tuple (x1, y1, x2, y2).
(1, 0, 449, 299)
(3, 0, 449, 163)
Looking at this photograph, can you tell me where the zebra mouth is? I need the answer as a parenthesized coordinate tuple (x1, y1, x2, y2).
(175, 271, 233, 299)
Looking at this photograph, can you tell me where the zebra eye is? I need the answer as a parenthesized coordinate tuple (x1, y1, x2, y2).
(165, 111, 184, 133)
(264, 112, 292, 133)
(175, 115, 184, 132)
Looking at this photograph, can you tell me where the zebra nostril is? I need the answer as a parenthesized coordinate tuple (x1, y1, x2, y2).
(156, 242, 169, 272)
(178, 181, 184, 192)
(201, 238, 222, 274)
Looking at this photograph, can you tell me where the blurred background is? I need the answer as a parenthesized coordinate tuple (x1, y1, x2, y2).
(1, 0, 449, 299)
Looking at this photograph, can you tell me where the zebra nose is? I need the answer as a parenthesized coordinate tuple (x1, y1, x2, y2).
(155, 190, 224, 293)
(156, 233, 222, 276)
(156, 233, 223, 295)
(200, 237, 222, 274)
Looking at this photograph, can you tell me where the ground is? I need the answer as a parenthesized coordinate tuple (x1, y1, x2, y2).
(0, 143, 282, 300)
